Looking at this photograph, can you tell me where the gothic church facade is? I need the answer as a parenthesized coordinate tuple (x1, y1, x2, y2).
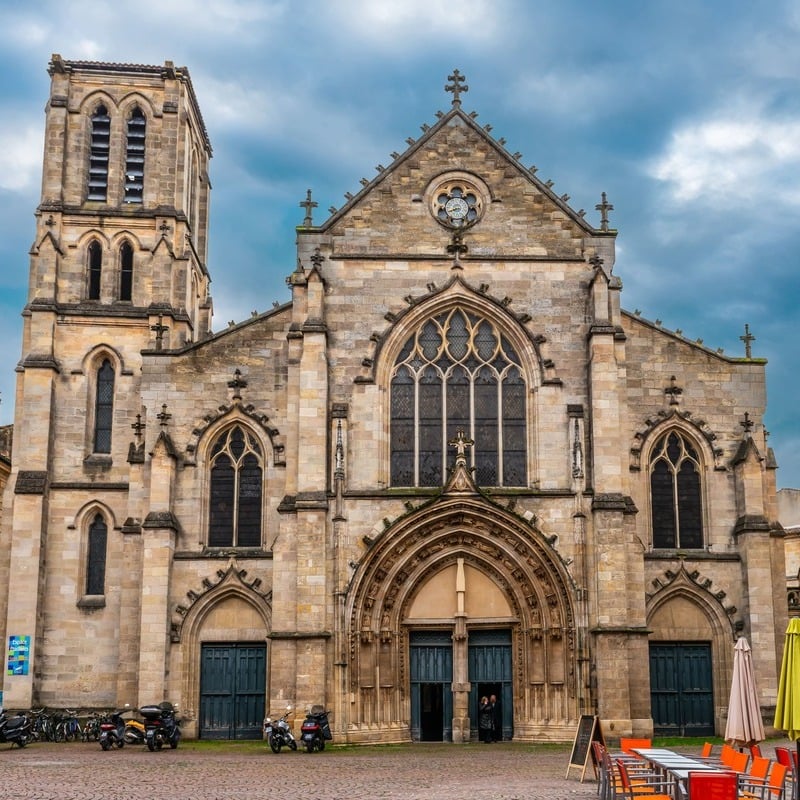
(0, 57, 788, 742)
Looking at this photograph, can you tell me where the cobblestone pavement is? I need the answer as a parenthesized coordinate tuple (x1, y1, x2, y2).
(2, 738, 796, 800)
(1, 739, 603, 800)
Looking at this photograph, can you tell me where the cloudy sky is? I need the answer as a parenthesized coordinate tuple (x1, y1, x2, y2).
(0, 0, 798, 488)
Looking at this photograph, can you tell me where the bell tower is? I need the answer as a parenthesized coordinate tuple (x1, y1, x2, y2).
(0, 55, 213, 709)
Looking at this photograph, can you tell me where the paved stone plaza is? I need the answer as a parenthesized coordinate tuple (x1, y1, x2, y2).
(2, 739, 603, 800)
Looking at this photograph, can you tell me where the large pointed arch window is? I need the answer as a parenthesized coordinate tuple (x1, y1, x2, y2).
(94, 359, 115, 453)
(124, 107, 146, 203)
(208, 426, 263, 547)
(650, 431, 703, 549)
(390, 308, 527, 487)
(85, 513, 108, 595)
(88, 104, 111, 201)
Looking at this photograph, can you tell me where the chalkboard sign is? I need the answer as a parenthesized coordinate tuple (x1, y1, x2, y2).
(565, 715, 604, 782)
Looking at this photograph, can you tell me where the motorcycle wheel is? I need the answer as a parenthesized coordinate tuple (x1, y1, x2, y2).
(116, 738, 125, 749)
(16, 736, 28, 748)
(269, 734, 282, 753)
(101, 738, 111, 751)
(289, 739, 297, 751)
(319, 738, 325, 751)
(169, 733, 179, 749)
(305, 741, 315, 753)
(146, 737, 156, 752)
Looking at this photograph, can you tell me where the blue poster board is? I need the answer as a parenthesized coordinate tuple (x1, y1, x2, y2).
(7, 635, 30, 675)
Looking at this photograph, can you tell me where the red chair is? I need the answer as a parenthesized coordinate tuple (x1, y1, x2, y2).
(687, 771, 737, 800)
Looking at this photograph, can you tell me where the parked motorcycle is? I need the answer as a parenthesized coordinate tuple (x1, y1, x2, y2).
(99, 710, 125, 750)
(264, 707, 297, 753)
(300, 706, 331, 753)
(140, 702, 180, 751)
(0, 708, 32, 747)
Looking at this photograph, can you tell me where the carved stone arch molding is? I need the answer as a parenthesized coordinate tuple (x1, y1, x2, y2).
(630, 409, 724, 471)
(345, 495, 579, 734)
(174, 562, 272, 726)
(646, 563, 739, 734)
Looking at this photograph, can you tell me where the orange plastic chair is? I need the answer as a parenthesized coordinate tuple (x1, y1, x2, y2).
(701, 742, 715, 758)
(748, 757, 773, 781)
(619, 738, 652, 757)
(720, 747, 749, 773)
(613, 759, 671, 800)
(687, 771, 737, 800)
(739, 761, 787, 800)
(750, 744, 764, 760)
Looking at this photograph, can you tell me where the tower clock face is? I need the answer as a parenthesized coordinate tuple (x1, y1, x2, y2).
(432, 182, 483, 228)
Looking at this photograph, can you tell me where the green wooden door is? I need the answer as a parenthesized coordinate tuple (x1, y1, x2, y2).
(199, 643, 266, 739)
(468, 629, 513, 740)
(650, 642, 714, 736)
(410, 631, 453, 741)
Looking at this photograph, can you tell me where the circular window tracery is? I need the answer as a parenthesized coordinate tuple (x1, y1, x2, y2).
(431, 180, 483, 229)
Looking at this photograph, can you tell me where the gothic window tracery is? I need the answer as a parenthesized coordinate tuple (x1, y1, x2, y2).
(650, 430, 703, 549)
(93, 358, 115, 454)
(390, 308, 527, 487)
(85, 512, 107, 595)
(208, 425, 263, 547)
(88, 104, 110, 201)
(124, 107, 146, 203)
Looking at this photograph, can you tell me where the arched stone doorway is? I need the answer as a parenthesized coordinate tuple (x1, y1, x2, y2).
(345, 492, 581, 743)
(173, 565, 272, 739)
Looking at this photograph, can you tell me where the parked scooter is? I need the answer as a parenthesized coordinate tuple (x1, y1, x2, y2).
(300, 706, 332, 753)
(140, 702, 180, 751)
(0, 708, 32, 747)
(118, 704, 145, 744)
(99, 710, 126, 750)
(264, 707, 297, 753)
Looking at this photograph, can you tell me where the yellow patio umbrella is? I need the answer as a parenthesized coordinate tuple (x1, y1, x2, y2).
(774, 618, 800, 765)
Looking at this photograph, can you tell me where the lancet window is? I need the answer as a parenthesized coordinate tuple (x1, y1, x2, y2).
(390, 308, 527, 487)
(119, 241, 133, 301)
(124, 107, 146, 203)
(88, 240, 103, 300)
(88, 105, 111, 201)
(93, 359, 115, 454)
(85, 513, 108, 595)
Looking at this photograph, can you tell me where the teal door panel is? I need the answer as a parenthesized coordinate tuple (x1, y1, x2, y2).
(200, 643, 266, 740)
(410, 631, 452, 741)
(468, 629, 513, 741)
(649, 642, 713, 737)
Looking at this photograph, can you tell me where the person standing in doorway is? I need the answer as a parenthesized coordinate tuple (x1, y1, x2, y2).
(478, 696, 493, 742)
(489, 694, 501, 742)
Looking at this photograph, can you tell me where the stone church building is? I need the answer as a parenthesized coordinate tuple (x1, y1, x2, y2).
(0, 56, 789, 743)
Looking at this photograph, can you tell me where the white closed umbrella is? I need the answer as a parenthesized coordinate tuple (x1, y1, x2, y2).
(725, 636, 765, 747)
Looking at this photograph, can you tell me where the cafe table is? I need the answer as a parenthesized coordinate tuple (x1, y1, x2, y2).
(630, 748, 732, 799)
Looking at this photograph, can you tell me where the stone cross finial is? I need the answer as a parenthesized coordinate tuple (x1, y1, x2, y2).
(595, 192, 614, 232)
(448, 428, 474, 465)
(300, 189, 317, 227)
(310, 248, 324, 270)
(740, 323, 755, 358)
(227, 368, 248, 401)
(740, 412, 754, 434)
(150, 314, 169, 351)
(131, 413, 146, 443)
(665, 375, 683, 406)
(445, 70, 468, 106)
(157, 403, 172, 429)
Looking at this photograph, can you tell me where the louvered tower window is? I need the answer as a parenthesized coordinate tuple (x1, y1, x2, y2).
(94, 359, 114, 454)
(208, 426, 263, 547)
(650, 431, 703, 548)
(88, 240, 102, 300)
(390, 308, 527, 487)
(124, 107, 145, 203)
(85, 513, 108, 595)
(119, 241, 133, 301)
(88, 105, 110, 201)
